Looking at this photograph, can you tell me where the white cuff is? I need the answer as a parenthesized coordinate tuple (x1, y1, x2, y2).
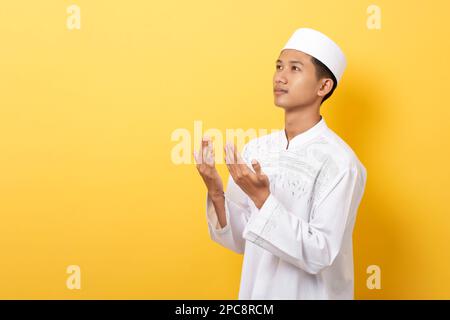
(243, 193, 279, 239)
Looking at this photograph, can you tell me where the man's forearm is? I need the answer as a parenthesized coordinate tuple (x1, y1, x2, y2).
(209, 191, 227, 229)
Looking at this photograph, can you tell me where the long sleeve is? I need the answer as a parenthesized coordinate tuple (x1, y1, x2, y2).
(206, 174, 252, 254)
(242, 166, 366, 274)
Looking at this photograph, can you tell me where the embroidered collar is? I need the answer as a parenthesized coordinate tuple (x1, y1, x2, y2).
(280, 115, 328, 150)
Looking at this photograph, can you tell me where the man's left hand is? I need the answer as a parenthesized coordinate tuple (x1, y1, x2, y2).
(224, 142, 270, 209)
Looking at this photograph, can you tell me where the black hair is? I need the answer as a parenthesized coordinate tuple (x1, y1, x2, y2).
(310, 56, 337, 105)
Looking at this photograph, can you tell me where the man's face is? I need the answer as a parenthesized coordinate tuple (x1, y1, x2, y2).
(273, 49, 322, 109)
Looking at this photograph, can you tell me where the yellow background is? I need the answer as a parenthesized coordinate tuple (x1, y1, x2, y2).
(0, 0, 449, 299)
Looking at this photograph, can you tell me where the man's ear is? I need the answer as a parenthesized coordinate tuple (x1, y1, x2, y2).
(317, 78, 334, 98)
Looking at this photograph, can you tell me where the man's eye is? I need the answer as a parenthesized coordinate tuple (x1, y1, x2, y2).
(276, 65, 282, 70)
(292, 66, 301, 71)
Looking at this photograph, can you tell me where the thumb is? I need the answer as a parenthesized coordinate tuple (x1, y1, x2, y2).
(251, 159, 262, 175)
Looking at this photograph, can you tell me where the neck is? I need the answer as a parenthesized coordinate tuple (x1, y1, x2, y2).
(284, 105, 321, 141)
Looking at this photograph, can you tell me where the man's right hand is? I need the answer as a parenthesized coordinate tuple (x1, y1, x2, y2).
(193, 136, 224, 198)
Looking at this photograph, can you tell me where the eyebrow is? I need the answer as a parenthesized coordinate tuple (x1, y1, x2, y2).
(276, 59, 304, 66)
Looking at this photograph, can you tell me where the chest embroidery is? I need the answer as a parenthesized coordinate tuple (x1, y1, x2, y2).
(242, 135, 339, 208)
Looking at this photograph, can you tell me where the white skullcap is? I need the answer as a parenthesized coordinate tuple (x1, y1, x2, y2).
(281, 28, 347, 84)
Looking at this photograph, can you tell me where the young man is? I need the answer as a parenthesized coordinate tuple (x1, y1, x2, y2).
(194, 28, 367, 299)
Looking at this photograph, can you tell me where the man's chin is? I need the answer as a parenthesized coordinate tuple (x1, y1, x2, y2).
(274, 99, 291, 109)
(274, 98, 310, 111)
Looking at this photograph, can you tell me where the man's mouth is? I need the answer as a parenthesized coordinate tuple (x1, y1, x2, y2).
(274, 89, 288, 95)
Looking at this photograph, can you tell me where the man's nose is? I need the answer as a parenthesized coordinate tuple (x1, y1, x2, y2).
(274, 71, 287, 84)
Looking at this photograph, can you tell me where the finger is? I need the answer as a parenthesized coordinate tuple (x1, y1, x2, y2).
(225, 142, 233, 165)
(232, 143, 247, 177)
(195, 147, 204, 165)
(209, 143, 215, 165)
(201, 135, 211, 162)
(251, 159, 262, 175)
(232, 143, 238, 165)
(225, 143, 236, 177)
(202, 143, 209, 165)
(223, 145, 227, 165)
(229, 143, 241, 176)
(204, 144, 210, 165)
(207, 136, 213, 149)
(206, 141, 214, 165)
(236, 147, 247, 167)
(202, 135, 210, 148)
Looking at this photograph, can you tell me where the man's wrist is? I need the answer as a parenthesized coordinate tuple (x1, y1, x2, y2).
(208, 190, 225, 201)
(253, 191, 270, 209)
